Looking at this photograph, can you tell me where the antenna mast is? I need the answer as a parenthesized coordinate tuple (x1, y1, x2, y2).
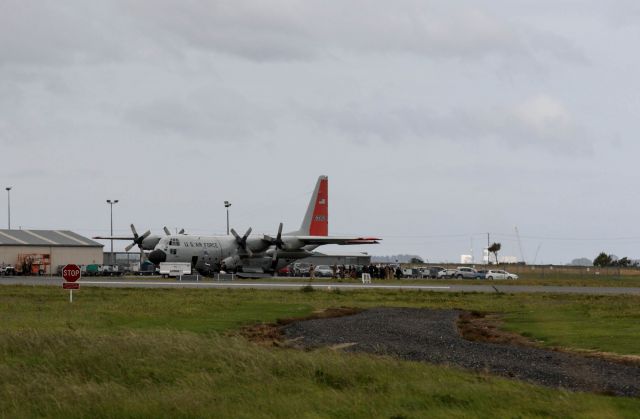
(514, 226, 526, 264)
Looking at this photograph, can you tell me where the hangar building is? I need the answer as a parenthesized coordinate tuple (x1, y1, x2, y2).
(0, 229, 103, 274)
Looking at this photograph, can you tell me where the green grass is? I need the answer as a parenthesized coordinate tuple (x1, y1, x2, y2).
(501, 294, 640, 354)
(1, 286, 639, 417)
(1, 330, 638, 418)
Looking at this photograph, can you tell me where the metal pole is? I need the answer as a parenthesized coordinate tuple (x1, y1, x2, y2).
(106, 200, 118, 265)
(224, 201, 231, 235)
(110, 203, 113, 264)
(6, 187, 12, 230)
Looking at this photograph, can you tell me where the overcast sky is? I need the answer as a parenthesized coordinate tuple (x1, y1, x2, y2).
(2, 1, 639, 264)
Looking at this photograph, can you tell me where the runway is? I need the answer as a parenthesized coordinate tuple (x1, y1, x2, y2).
(2, 276, 640, 295)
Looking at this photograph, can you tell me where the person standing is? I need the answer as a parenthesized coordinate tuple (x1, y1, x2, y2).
(309, 263, 315, 280)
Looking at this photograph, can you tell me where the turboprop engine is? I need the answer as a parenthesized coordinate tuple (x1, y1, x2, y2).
(222, 255, 242, 271)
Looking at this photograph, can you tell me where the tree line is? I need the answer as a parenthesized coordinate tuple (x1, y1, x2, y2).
(593, 252, 632, 267)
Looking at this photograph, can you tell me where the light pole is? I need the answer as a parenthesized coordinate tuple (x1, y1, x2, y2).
(5, 187, 11, 230)
(224, 201, 231, 235)
(106, 199, 119, 265)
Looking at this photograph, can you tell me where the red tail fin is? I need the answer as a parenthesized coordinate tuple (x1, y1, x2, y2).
(298, 176, 328, 236)
(310, 177, 328, 236)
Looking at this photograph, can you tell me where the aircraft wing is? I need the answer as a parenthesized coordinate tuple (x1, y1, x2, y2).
(93, 236, 136, 240)
(293, 236, 380, 245)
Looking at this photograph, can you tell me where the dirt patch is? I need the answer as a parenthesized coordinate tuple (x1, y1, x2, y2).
(238, 323, 286, 347)
(457, 311, 536, 347)
(238, 307, 361, 347)
(276, 307, 362, 326)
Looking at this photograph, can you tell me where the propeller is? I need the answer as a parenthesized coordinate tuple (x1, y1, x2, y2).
(264, 223, 286, 250)
(163, 226, 186, 235)
(125, 224, 151, 251)
(264, 223, 287, 273)
(231, 227, 253, 257)
(125, 224, 151, 264)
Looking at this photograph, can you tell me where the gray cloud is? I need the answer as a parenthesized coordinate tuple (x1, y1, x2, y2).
(599, 0, 640, 27)
(0, 0, 583, 66)
(124, 88, 277, 142)
(111, 0, 587, 85)
(305, 94, 591, 155)
(122, 0, 315, 62)
(0, 2, 126, 67)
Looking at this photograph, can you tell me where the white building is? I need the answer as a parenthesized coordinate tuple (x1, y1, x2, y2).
(460, 254, 473, 264)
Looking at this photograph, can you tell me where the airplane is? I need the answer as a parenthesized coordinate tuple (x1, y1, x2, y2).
(94, 176, 380, 275)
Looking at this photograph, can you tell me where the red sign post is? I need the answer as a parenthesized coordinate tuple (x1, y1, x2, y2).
(62, 264, 81, 302)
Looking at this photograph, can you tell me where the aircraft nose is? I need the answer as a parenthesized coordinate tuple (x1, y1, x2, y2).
(148, 249, 166, 265)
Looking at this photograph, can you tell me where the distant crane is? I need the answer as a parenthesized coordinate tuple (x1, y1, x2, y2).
(514, 226, 526, 264)
(532, 243, 543, 265)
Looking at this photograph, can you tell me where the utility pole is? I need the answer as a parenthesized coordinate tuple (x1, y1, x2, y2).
(5, 187, 11, 229)
(224, 201, 232, 235)
(106, 199, 119, 265)
(470, 236, 474, 264)
(487, 232, 490, 265)
(514, 226, 526, 264)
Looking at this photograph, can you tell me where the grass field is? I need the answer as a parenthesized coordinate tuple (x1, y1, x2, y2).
(1, 285, 639, 418)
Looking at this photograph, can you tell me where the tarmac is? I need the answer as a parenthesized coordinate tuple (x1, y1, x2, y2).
(2, 276, 640, 295)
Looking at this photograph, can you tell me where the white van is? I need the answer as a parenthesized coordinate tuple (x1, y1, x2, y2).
(159, 262, 192, 278)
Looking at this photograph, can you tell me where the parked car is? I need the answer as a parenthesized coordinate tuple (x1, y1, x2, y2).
(475, 270, 487, 280)
(277, 266, 292, 276)
(314, 265, 334, 278)
(133, 261, 157, 276)
(402, 268, 420, 278)
(101, 265, 123, 276)
(485, 270, 519, 280)
(83, 264, 101, 276)
(0, 265, 16, 275)
(292, 263, 311, 277)
(419, 266, 445, 279)
(437, 268, 457, 279)
(453, 267, 478, 279)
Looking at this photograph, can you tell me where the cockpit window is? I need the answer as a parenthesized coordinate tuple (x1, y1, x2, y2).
(169, 238, 180, 246)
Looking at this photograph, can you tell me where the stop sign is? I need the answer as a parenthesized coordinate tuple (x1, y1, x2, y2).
(62, 264, 81, 282)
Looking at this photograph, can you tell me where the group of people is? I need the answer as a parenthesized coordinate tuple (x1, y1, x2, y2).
(304, 264, 403, 280)
(359, 264, 404, 280)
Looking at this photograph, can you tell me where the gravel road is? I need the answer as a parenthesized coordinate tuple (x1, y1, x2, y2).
(282, 307, 640, 397)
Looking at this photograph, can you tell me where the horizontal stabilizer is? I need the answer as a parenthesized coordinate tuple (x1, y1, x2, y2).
(292, 236, 381, 245)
